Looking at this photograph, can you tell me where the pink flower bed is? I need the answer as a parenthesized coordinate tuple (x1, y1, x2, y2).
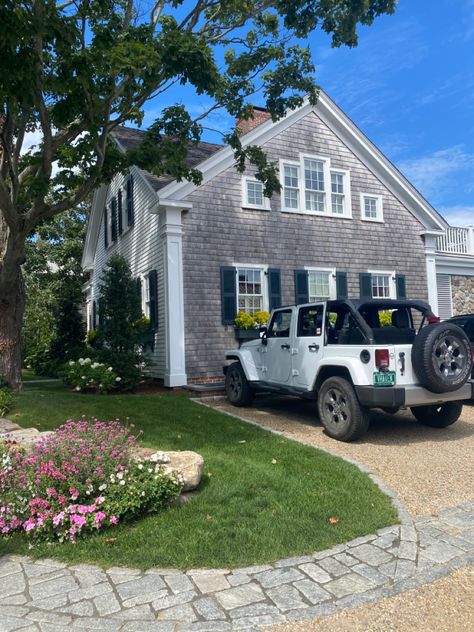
(0, 420, 182, 543)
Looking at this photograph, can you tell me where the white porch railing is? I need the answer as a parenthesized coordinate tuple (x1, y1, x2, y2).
(436, 225, 474, 256)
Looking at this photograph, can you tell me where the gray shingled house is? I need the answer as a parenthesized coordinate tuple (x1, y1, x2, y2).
(82, 91, 449, 387)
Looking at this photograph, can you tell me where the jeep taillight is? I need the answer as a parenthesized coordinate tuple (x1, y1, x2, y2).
(375, 349, 390, 370)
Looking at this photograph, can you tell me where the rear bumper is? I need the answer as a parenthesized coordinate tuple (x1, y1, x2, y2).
(355, 381, 474, 408)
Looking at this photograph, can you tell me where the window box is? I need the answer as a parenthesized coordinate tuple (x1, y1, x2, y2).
(234, 328, 261, 342)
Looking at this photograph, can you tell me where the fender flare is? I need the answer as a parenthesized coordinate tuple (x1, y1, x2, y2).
(225, 349, 260, 381)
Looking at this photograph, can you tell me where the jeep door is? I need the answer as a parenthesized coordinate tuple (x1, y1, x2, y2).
(263, 308, 293, 384)
(292, 304, 326, 389)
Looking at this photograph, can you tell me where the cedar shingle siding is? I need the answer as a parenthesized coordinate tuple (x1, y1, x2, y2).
(182, 111, 427, 381)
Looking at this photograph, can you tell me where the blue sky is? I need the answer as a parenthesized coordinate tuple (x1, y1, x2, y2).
(144, 0, 474, 226)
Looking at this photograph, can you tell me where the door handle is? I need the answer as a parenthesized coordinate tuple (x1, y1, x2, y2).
(308, 343, 319, 352)
(280, 344, 290, 350)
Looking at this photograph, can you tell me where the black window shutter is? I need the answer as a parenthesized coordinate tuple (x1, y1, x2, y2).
(396, 273, 407, 299)
(111, 197, 117, 242)
(103, 207, 108, 248)
(294, 270, 309, 305)
(336, 271, 348, 300)
(221, 266, 237, 325)
(127, 175, 134, 226)
(118, 190, 123, 235)
(359, 272, 372, 299)
(92, 300, 97, 330)
(148, 270, 158, 331)
(267, 269, 281, 311)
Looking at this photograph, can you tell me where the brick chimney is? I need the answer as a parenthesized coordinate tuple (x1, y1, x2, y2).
(237, 106, 271, 135)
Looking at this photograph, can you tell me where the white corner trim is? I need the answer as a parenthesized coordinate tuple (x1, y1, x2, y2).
(159, 206, 187, 387)
(425, 253, 438, 315)
(81, 185, 109, 270)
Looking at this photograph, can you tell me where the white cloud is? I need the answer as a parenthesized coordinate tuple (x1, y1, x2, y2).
(439, 205, 474, 227)
(397, 145, 474, 200)
(22, 129, 44, 153)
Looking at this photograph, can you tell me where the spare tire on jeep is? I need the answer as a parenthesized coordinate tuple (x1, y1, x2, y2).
(411, 322, 472, 393)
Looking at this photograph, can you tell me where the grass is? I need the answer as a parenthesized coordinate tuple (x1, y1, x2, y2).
(0, 382, 399, 569)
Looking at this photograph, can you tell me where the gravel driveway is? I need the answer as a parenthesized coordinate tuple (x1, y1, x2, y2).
(210, 398, 474, 519)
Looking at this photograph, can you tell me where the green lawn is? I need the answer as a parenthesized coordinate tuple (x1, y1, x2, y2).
(1, 382, 398, 569)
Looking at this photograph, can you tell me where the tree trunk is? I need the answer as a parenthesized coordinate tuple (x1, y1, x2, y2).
(0, 272, 24, 391)
(0, 211, 26, 392)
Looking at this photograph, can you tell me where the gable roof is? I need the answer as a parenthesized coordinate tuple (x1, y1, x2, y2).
(83, 91, 448, 270)
(155, 90, 448, 232)
(112, 126, 222, 192)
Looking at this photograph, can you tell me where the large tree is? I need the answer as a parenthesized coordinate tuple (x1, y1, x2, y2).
(0, 0, 396, 389)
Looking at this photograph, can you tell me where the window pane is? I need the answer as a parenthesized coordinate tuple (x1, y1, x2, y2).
(285, 187, 299, 209)
(268, 310, 292, 338)
(305, 190, 325, 212)
(331, 194, 344, 214)
(308, 271, 330, 301)
(237, 268, 263, 315)
(284, 165, 299, 187)
(304, 159, 324, 191)
(371, 274, 390, 298)
(247, 180, 263, 206)
(364, 197, 378, 218)
(331, 172, 344, 193)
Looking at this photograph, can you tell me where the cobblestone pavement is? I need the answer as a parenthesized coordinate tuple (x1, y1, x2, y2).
(1, 503, 473, 632)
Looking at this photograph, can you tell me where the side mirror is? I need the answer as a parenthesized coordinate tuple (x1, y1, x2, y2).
(259, 326, 268, 346)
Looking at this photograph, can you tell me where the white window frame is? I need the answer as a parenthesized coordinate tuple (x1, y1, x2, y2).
(360, 193, 384, 223)
(330, 168, 352, 218)
(233, 263, 269, 314)
(279, 155, 352, 218)
(368, 269, 396, 299)
(280, 159, 301, 212)
(241, 176, 271, 210)
(304, 267, 337, 301)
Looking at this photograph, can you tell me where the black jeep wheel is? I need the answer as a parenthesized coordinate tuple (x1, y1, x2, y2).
(225, 362, 254, 407)
(411, 401, 463, 428)
(317, 377, 369, 442)
(411, 322, 472, 393)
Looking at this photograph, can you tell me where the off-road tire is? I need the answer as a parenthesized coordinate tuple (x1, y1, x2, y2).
(225, 362, 254, 407)
(317, 376, 370, 442)
(411, 323, 472, 393)
(411, 401, 463, 428)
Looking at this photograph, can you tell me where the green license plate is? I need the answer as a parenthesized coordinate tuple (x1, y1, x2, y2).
(373, 371, 396, 387)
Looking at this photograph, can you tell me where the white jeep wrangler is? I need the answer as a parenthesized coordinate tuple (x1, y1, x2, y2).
(224, 299, 473, 441)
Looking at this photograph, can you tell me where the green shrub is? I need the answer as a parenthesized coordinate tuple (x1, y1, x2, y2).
(0, 420, 182, 543)
(234, 311, 256, 329)
(379, 310, 393, 327)
(99, 351, 142, 392)
(0, 388, 13, 417)
(62, 359, 120, 393)
(253, 310, 270, 326)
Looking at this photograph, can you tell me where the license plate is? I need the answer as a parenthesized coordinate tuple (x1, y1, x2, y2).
(373, 371, 396, 387)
